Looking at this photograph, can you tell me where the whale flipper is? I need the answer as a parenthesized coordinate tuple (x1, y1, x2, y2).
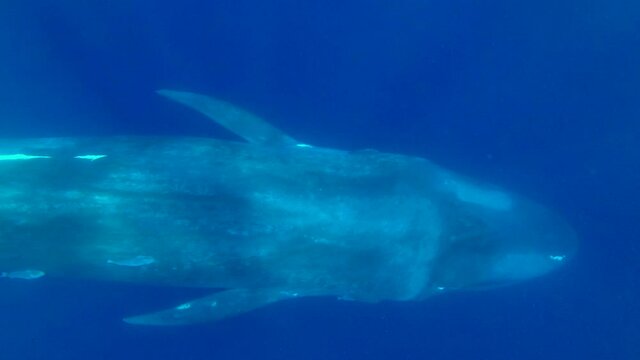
(157, 89, 298, 147)
(123, 288, 302, 326)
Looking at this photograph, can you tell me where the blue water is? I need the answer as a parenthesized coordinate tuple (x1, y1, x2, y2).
(0, 0, 638, 359)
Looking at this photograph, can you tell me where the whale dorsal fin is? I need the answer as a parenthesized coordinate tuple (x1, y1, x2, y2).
(157, 89, 298, 147)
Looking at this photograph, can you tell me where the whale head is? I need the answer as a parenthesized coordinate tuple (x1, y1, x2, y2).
(427, 173, 578, 293)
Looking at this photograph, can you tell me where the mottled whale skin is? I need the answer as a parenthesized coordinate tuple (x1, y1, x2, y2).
(0, 91, 577, 325)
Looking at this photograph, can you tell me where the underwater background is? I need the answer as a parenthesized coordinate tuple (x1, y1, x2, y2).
(0, 0, 637, 359)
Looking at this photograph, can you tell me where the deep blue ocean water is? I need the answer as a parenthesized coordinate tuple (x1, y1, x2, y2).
(0, 1, 638, 359)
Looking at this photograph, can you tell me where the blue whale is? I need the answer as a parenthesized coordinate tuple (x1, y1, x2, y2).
(0, 90, 577, 325)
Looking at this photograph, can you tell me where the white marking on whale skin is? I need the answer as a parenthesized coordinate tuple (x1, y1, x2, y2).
(549, 255, 566, 262)
(0, 154, 51, 161)
(107, 255, 156, 267)
(1, 269, 46, 280)
(74, 154, 107, 161)
(176, 303, 192, 310)
(295, 143, 313, 148)
(279, 291, 300, 297)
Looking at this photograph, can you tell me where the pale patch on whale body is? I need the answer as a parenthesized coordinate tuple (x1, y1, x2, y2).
(442, 175, 513, 211)
(74, 154, 107, 161)
(1, 269, 46, 280)
(176, 303, 192, 310)
(0, 154, 51, 161)
(107, 255, 156, 267)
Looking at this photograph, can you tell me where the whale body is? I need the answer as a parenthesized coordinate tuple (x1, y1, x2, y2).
(0, 90, 577, 325)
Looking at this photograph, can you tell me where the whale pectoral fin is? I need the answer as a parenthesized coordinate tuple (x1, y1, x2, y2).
(123, 288, 299, 326)
(157, 89, 298, 147)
